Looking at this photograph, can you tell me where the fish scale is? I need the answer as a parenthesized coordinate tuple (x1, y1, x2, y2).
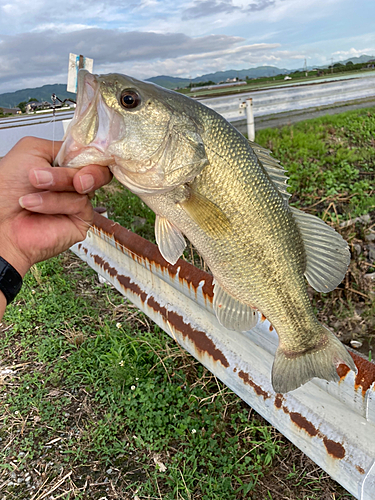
(188, 111, 314, 346)
(56, 70, 356, 393)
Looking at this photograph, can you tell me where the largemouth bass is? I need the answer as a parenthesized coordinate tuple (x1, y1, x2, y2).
(56, 70, 356, 393)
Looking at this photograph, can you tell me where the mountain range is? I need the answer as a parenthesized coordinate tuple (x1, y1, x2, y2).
(1, 55, 374, 108)
(147, 65, 290, 89)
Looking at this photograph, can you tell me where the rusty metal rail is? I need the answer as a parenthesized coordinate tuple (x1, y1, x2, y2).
(71, 213, 375, 500)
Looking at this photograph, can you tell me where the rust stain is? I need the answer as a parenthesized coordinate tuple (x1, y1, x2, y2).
(117, 275, 148, 303)
(356, 465, 365, 475)
(238, 371, 271, 400)
(274, 394, 284, 409)
(323, 437, 345, 459)
(146, 296, 229, 368)
(269, 324, 274, 332)
(93, 254, 118, 278)
(177, 266, 214, 301)
(290, 412, 318, 437)
(87, 214, 368, 464)
(337, 352, 375, 395)
(92, 213, 214, 300)
(280, 404, 345, 460)
(93, 254, 148, 302)
(260, 313, 266, 323)
(353, 355, 375, 394)
(337, 363, 350, 380)
(77, 243, 88, 255)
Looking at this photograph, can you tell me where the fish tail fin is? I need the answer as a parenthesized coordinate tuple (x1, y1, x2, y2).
(272, 326, 357, 393)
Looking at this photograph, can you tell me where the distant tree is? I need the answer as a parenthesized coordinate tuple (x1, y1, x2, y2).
(189, 80, 216, 88)
(346, 61, 354, 66)
(17, 97, 38, 113)
(17, 101, 27, 113)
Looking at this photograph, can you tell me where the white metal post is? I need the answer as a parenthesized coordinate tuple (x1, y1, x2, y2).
(71, 213, 375, 500)
(245, 98, 255, 141)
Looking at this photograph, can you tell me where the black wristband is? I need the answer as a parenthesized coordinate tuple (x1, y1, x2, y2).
(0, 256, 23, 305)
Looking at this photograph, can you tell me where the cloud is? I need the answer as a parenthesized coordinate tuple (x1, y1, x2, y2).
(0, 29, 245, 91)
(245, 0, 276, 12)
(122, 43, 304, 81)
(332, 47, 375, 60)
(182, 0, 240, 20)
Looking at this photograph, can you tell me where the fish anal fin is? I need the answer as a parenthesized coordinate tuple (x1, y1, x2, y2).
(272, 326, 357, 393)
(179, 189, 231, 239)
(213, 282, 259, 332)
(155, 215, 186, 265)
(290, 207, 350, 292)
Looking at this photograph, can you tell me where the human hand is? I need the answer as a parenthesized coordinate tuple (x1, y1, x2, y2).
(0, 137, 112, 278)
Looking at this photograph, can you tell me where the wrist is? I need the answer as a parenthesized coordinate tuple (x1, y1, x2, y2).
(0, 230, 31, 278)
(0, 249, 30, 278)
(0, 256, 23, 305)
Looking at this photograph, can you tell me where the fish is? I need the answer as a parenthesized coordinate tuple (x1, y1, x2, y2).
(56, 70, 357, 393)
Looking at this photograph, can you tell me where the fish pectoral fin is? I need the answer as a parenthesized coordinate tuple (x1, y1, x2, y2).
(213, 282, 259, 332)
(179, 189, 231, 239)
(155, 215, 186, 265)
(291, 207, 350, 293)
(272, 326, 357, 393)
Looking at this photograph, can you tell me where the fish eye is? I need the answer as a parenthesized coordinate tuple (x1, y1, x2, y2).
(120, 90, 141, 109)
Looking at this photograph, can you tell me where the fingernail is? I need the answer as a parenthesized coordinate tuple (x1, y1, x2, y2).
(34, 169, 53, 187)
(80, 174, 95, 193)
(19, 194, 43, 208)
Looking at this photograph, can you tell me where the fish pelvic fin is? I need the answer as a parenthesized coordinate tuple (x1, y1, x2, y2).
(155, 215, 186, 265)
(272, 326, 357, 393)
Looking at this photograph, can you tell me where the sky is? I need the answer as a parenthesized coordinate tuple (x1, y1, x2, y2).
(0, 0, 374, 94)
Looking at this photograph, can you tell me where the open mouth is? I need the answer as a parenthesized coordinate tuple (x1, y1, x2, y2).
(55, 70, 124, 168)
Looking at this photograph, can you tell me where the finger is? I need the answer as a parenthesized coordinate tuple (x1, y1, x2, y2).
(73, 165, 113, 194)
(19, 191, 90, 215)
(29, 165, 112, 193)
(14, 137, 63, 163)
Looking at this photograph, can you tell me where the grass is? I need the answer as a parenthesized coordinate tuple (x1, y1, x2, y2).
(1, 106, 374, 499)
(256, 107, 375, 219)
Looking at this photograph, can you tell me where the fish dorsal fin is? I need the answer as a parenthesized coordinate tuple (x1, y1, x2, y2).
(155, 215, 186, 265)
(179, 188, 231, 239)
(213, 281, 259, 332)
(290, 207, 350, 292)
(249, 140, 291, 201)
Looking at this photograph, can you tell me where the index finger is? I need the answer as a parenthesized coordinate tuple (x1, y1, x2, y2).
(13, 137, 64, 163)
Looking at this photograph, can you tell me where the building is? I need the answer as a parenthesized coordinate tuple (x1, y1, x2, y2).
(0, 107, 21, 115)
(25, 101, 53, 113)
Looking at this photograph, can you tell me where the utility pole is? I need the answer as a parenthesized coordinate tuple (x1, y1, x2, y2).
(304, 58, 308, 77)
(331, 57, 334, 74)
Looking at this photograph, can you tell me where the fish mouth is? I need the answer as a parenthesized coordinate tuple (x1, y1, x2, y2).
(55, 70, 125, 168)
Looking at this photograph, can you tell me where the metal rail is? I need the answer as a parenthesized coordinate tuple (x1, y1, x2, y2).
(71, 213, 375, 500)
